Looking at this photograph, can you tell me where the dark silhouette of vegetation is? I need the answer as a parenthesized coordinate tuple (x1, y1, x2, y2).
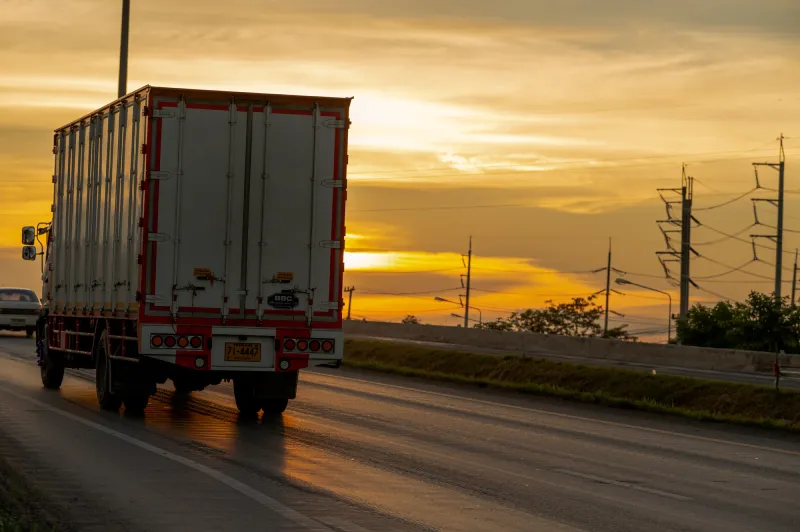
(677, 291, 800, 353)
(475, 295, 635, 340)
(402, 315, 420, 325)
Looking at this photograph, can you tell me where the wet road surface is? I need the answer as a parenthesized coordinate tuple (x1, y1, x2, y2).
(0, 333, 799, 531)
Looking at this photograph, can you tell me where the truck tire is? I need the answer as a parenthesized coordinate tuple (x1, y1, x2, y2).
(96, 332, 122, 411)
(122, 393, 150, 414)
(171, 376, 193, 394)
(261, 398, 289, 416)
(233, 377, 261, 415)
(26, 327, 34, 338)
(39, 325, 64, 390)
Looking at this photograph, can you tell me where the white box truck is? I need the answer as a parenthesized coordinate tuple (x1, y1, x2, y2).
(20, 86, 351, 415)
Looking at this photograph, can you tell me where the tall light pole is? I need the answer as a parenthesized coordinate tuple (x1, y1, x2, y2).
(435, 296, 482, 326)
(616, 278, 673, 343)
(118, 0, 131, 98)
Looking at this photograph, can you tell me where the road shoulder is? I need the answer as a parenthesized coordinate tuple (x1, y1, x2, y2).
(0, 441, 74, 532)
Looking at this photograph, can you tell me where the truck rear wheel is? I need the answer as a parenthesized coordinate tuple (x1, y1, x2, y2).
(39, 325, 64, 390)
(96, 332, 122, 411)
(171, 375, 194, 394)
(122, 393, 150, 414)
(261, 398, 289, 416)
(233, 377, 261, 415)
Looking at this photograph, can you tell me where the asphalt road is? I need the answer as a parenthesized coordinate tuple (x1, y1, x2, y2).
(1, 332, 799, 531)
(350, 335, 800, 389)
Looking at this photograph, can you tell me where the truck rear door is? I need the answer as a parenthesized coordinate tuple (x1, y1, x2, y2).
(145, 93, 347, 325)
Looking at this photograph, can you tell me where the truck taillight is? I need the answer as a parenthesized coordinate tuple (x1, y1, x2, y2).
(150, 334, 204, 350)
(282, 338, 333, 353)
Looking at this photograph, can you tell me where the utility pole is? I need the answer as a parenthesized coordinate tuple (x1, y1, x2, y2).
(118, 0, 131, 98)
(679, 167, 694, 318)
(751, 135, 787, 301)
(604, 238, 611, 336)
(656, 164, 698, 322)
(792, 250, 798, 307)
(344, 286, 355, 320)
(462, 237, 473, 329)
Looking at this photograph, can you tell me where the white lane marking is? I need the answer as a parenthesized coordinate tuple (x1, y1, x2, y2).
(305, 372, 800, 458)
(0, 385, 334, 532)
(553, 469, 691, 502)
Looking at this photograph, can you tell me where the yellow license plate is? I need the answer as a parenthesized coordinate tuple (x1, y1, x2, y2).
(224, 343, 262, 362)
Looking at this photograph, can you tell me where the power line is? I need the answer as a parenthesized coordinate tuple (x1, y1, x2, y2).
(694, 188, 758, 211)
(693, 224, 755, 246)
(611, 267, 667, 279)
(700, 222, 795, 258)
(694, 284, 737, 301)
(693, 259, 759, 280)
(755, 222, 800, 234)
(695, 254, 774, 281)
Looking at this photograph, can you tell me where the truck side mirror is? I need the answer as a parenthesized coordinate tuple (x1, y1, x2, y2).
(22, 246, 38, 261)
(22, 226, 35, 245)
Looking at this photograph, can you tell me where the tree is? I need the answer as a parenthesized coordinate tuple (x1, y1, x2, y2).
(402, 315, 420, 325)
(475, 295, 636, 341)
(676, 291, 800, 353)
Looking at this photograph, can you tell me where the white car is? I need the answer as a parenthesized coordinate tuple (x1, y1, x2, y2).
(0, 288, 41, 337)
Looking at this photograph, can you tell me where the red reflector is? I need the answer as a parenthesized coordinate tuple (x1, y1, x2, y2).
(297, 340, 308, 351)
(310, 340, 321, 352)
(151, 335, 163, 347)
(178, 336, 189, 348)
(190, 336, 202, 348)
(165, 336, 176, 348)
(321, 340, 334, 352)
(284, 339, 296, 351)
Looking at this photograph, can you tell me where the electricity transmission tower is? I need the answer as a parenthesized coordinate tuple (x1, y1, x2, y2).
(656, 165, 698, 320)
(750, 134, 787, 300)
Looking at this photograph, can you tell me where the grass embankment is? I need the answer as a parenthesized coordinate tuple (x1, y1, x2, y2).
(343, 339, 800, 429)
(0, 458, 58, 532)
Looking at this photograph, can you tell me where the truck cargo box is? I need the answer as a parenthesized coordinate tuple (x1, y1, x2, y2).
(26, 86, 352, 415)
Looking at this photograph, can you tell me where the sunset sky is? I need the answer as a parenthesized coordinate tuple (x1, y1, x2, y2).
(1, 0, 799, 339)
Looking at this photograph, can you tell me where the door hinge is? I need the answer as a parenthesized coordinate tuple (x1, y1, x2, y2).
(152, 109, 175, 119)
(317, 301, 339, 310)
(145, 295, 163, 304)
(319, 240, 342, 249)
(321, 179, 345, 188)
(147, 232, 170, 242)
